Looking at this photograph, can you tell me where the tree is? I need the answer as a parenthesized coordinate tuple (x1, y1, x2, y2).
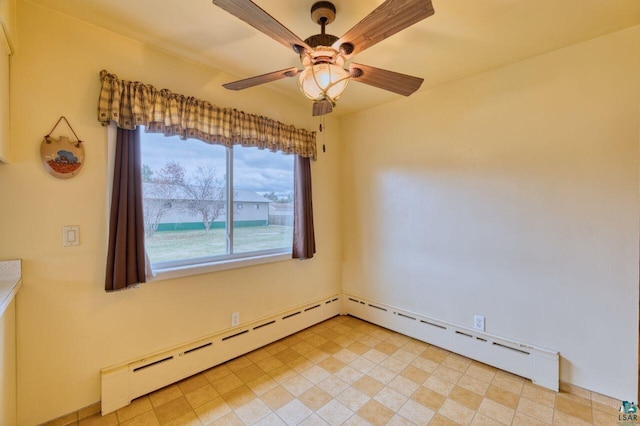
(156, 160, 185, 186)
(142, 161, 182, 237)
(263, 191, 292, 204)
(142, 161, 226, 236)
(142, 164, 154, 183)
(182, 166, 226, 234)
(264, 192, 278, 202)
(277, 192, 293, 204)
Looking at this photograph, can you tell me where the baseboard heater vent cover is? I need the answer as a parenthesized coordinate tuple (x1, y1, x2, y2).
(344, 293, 559, 392)
(100, 295, 342, 415)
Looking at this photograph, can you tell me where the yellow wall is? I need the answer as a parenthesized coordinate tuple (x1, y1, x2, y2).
(341, 27, 640, 400)
(0, 0, 14, 163)
(1, 1, 639, 423)
(0, 0, 16, 47)
(0, 2, 342, 424)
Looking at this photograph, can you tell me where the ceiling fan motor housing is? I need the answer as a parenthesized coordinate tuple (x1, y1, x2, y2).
(304, 33, 338, 49)
(304, 1, 340, 63)
(308, 1, 355, 56)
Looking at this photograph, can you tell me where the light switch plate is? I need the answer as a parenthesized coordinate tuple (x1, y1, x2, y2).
(62, 225, 79, 247)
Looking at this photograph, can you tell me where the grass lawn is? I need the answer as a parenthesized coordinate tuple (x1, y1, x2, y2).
(146, 225, 293, 263)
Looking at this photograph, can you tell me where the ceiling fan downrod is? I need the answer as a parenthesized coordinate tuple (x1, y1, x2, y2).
(304, 1, 339, 50)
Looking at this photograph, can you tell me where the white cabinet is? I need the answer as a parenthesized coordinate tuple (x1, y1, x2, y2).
(0, 298, 16, 426)
(0, 259, 21, 426)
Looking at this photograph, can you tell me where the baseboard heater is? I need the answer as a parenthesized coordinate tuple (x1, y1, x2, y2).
(100, 295, 342, 415)
(344, 293, 559, 392)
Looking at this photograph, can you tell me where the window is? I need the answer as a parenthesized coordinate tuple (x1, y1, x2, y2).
(140, 131, 294, 274)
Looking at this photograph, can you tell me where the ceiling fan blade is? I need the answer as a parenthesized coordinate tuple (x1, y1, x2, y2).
(212, 0, 311, 54)
(223, 67, 301, 90)
(333, 0, 434, 58)
(349, 63, 423, 96)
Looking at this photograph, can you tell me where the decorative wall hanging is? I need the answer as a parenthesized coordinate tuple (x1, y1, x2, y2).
(40, 116, 84, 179)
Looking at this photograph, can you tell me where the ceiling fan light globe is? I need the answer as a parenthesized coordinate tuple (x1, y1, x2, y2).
(298, 63, 350, 102)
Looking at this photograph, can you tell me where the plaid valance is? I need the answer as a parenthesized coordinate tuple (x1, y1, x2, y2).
(97, 70, 317, 159)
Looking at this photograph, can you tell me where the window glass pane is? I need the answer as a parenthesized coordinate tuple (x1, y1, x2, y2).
(139, 132, 295, 270)
(140, 132, 228, 264)
(232, 145, 294, 253)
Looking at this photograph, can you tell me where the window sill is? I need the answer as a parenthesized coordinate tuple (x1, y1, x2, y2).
(149, 252, 292, 282)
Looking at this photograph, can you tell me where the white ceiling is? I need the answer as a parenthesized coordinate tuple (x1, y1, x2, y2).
(27, 0, 640, 116)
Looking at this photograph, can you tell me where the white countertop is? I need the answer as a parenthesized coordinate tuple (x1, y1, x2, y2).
(0, 259, 21, 316)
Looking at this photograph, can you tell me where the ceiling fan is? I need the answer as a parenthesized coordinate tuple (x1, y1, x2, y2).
(212, 0, 435, 116)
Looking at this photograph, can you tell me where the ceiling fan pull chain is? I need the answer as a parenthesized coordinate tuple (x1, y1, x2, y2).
(320, 115, 326, 153)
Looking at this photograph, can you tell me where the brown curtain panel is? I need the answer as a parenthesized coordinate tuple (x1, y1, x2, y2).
(293, 155, 316, 259)
(105, 127, 147, 291)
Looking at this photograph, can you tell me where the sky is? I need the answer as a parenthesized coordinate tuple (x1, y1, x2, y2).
(140, 131, 294, 196)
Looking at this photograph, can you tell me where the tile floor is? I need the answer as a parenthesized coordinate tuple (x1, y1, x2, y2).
(46, 315, 621, 425)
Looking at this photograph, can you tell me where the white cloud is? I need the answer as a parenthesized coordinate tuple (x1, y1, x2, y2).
(141, 132, 293, 195)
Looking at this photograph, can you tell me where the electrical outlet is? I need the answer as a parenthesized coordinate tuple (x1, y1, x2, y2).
(231, 312, 240, 327)
(474, 315, 485, 331)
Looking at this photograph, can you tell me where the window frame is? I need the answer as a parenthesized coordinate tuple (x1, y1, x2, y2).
(107, 125, 293, 281)
(151, 251, 292, 281)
